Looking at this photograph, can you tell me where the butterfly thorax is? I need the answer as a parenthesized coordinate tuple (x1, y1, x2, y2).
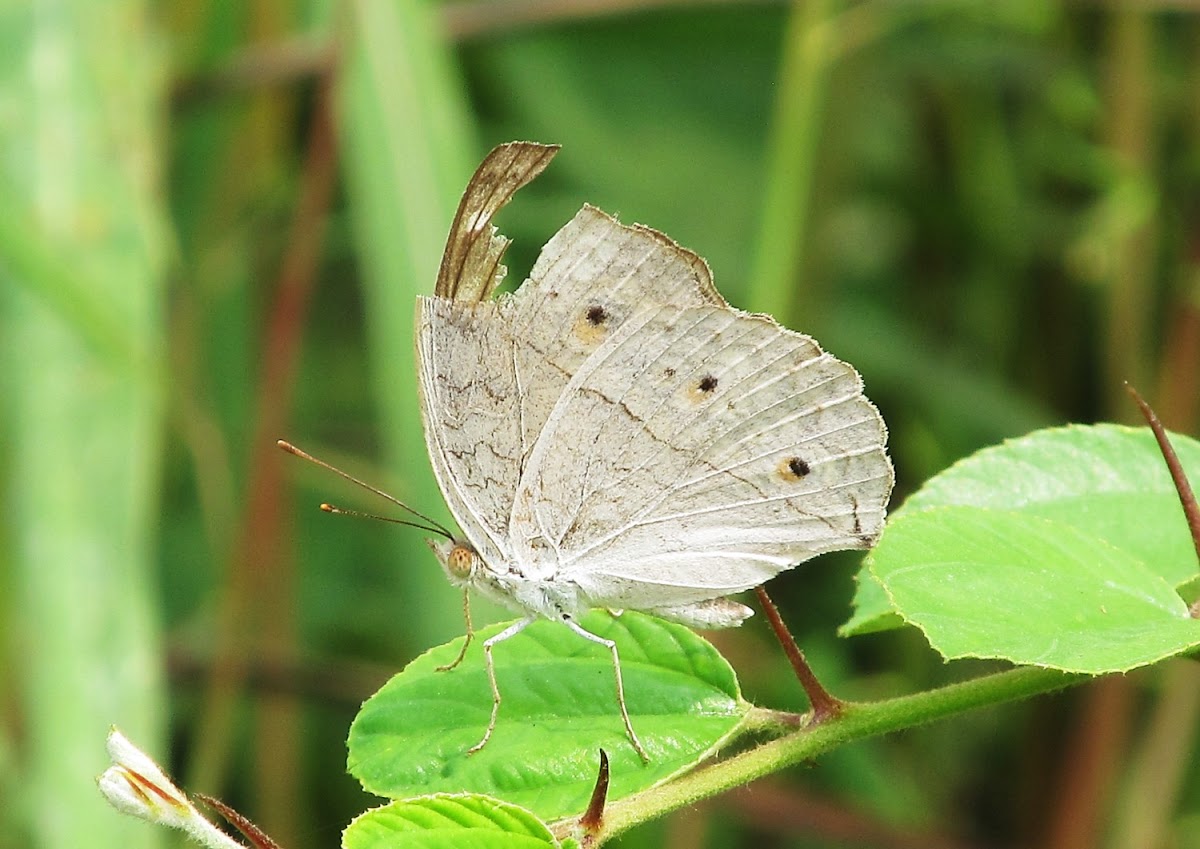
(427, 537, 586, 621)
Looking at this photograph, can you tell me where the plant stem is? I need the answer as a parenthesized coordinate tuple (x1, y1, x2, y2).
(747, 0, 838, 322)
(1102, 6, 1155, 411)
(599, 665, 1083, 842)
(754, 586, 843, 720)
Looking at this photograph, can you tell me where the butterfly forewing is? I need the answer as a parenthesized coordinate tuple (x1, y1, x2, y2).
(506, 206, 725, 460)
(435, 141, 559, 302)
(417, 297, 522, 566)
(419, 205, 730, 564)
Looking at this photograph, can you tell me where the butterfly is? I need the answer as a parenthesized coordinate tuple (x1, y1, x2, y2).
(412, 142, 894, 761)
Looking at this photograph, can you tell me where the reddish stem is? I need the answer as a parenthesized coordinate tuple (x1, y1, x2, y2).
(754, 586, 844, 721)
(195, 793, 283, 849)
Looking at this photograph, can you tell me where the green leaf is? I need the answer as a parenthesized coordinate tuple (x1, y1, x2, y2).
(348, 611, 747, 820)
(841, 572, 903, 636)
(902, 424, 1200, 587)
(867, 507, 1200, 672)
(847, 423, 1200, 634)
(343, 796, 560, 849)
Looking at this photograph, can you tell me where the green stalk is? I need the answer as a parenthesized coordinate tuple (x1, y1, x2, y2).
(1102, 7, 1155, 415)
(747, 0, 838, 322)
(338, 0, 478, 646)
(600, 666, 1081, 842)
(2, 3, 166, 848)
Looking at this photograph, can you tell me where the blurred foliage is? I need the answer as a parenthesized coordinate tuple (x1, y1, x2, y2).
(2, 1, 1200, 848)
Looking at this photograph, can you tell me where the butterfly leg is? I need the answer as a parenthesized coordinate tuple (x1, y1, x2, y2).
(467, 615, 535, 755)
(563, 617, 649, 763)
(437, 588, 474, 672)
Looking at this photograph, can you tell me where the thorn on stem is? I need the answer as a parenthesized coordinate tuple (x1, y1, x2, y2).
(1124, 383, 1200, 617)
(578, 749, 610, 845)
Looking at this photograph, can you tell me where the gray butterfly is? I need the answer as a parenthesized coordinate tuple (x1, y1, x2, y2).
(409, 142, 893, 761)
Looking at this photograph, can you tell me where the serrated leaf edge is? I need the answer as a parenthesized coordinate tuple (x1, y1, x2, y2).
(867, 505, 1200, 674)
(343, 793, 558, 846)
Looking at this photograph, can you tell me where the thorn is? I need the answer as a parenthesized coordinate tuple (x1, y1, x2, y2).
(1124, 384, 1200, 616)
(578, 749, 610, 845)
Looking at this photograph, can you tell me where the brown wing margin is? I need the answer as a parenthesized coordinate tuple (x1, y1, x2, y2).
(434, 141, 561, 303)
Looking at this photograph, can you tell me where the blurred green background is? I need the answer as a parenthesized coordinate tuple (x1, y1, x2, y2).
(2, 1, 1198, 847)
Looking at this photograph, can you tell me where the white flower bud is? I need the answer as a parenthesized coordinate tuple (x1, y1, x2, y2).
(98, 728, 246, 849)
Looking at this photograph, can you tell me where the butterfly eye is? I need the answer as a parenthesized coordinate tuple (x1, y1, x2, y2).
(446, 544, 476, 579)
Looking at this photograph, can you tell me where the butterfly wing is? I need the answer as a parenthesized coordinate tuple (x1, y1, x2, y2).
(417, 142, 557, 564)
(434, 141, 559, 303)
(418, 296, 522, 564)
(419, 201, 724, 566)
(508, 301, 893, 610)
(504, 205, 723, 458)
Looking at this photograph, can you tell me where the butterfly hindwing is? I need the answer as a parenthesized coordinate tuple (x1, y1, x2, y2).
(508, 302, 892, 611)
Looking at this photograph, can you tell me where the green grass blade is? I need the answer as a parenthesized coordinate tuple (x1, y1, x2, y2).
(0, 3, 167, 848)
(747, 0, 837, 322)
(338, 0, 481, 646)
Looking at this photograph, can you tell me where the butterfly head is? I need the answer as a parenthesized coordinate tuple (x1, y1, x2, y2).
(426, 538, 479, 586)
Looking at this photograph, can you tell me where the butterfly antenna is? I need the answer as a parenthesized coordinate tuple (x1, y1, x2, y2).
(319, 502, 451, 538)
(277, 440, 456, 541)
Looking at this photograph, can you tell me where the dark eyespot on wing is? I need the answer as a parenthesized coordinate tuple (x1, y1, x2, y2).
(681, 372, 721, 405)
(586, 304, 609, 325)
(574, 303, 613, 347)
(777, 455, 811, 480)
